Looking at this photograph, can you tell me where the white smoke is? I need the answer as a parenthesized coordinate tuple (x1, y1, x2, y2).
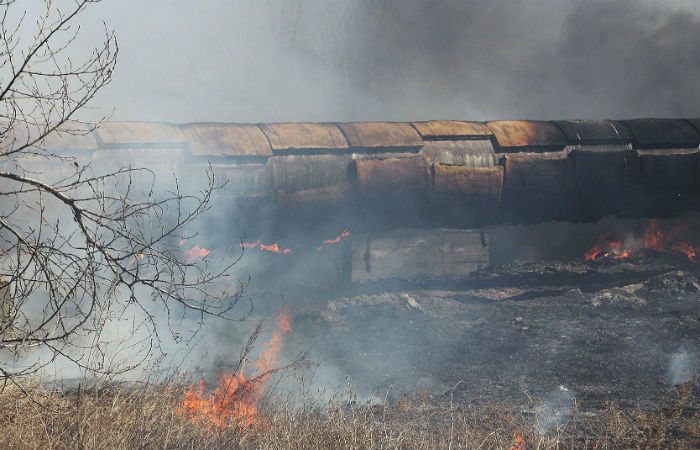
(534, 385, 576, 434)
(666, 345, 699, 386)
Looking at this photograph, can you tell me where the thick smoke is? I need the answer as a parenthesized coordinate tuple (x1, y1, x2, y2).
(12, 0, 698, 405)
(76, 0, 698, 123)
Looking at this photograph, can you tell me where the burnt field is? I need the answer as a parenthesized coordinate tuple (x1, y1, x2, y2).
(2, 254, 697, 450)
(199, 216, 700, 425)
(287, 257, 700, 413)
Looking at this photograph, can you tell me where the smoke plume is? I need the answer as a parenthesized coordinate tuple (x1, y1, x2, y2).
(73, 0, 698, 123)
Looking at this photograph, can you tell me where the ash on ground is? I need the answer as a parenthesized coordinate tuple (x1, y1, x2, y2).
(282, 257, 699, 416)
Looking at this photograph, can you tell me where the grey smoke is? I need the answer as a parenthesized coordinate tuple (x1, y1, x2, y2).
(666, 345, 699, 386)
(534, 385, 576, 434)
(70, 0, 698, 123)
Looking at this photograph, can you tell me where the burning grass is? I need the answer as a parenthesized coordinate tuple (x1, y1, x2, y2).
(584, 219, 698, 262)
(0, 377, 696, 449)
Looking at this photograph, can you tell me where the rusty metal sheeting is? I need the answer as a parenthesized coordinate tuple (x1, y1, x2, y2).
(205, 163, 271, 194)
(411, 120, 492, 140)
(420, 139, 496, 167)
(570, 145, 640, 218)
(259, 122, 348, 153)
(621, 118, 699, 149)
(637, 149, 699, 193)
(353, 156, 430, 196)
(339, 122, 423, 150)
(180, 123, 271, 157)
(275, 182, 351, 208)
(635, 148, 699, 216)
(554, 120, 633, 145)
(433, 164, 503, 205)
(94, 121, 187, 147)
(500, 151, 574, 222)
(487, 120, 567, 151)
(268, 155, 352, 192)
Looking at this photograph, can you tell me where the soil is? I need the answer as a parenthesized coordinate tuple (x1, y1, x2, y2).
(283, 254, 700, 416)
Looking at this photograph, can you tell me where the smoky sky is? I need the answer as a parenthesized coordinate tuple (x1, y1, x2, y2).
(73, 0, 699, 122)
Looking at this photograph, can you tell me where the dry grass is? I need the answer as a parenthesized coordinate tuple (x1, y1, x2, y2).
(0, 378, 697, 449)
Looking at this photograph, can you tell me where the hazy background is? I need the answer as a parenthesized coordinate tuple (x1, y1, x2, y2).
(72, 0, 699, 123)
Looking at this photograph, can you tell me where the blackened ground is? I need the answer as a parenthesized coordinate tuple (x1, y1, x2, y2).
(277, 255, 699, 417)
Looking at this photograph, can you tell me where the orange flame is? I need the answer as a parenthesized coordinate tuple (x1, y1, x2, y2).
(316, 230, 352, 251)
(510, 433, 525, 450)
(180, 307, 292, 429)
(584, 220, 698, 262)
(185, 245, 211, 262)
(240, 240, 292, 255)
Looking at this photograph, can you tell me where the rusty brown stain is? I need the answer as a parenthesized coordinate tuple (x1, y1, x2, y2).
(339, 122, 423, 148)
(433, 165, 503, 201)
(259, 123, 348, 151)
(412, 120, 492, 139)
(354, 156, 430, 195)
(487, 120, 567, 148)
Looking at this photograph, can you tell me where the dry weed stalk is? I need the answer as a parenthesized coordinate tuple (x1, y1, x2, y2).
(0, 376, 697, 449)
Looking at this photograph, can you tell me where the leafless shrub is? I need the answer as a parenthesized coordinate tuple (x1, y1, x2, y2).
(0, 0, 245, 388)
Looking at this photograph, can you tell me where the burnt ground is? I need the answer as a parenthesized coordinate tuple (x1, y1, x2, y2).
(271, 254, 700, 417)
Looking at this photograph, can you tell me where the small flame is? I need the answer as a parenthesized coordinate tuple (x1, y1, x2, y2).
(240, 240, 261, 249)
(316, 230, 352, 251)
(179, 307, 292, 429)
(584, 220, 698, 262)
(185, 245, 211, 262)
(509, 433, 525, 450)
(240, 240, 291, 254)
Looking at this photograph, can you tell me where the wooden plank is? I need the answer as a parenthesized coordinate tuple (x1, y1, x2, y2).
(351, 228, 489, 282)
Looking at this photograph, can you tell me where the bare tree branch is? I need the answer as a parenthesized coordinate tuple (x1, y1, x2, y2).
(0, 0, 245, 386)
